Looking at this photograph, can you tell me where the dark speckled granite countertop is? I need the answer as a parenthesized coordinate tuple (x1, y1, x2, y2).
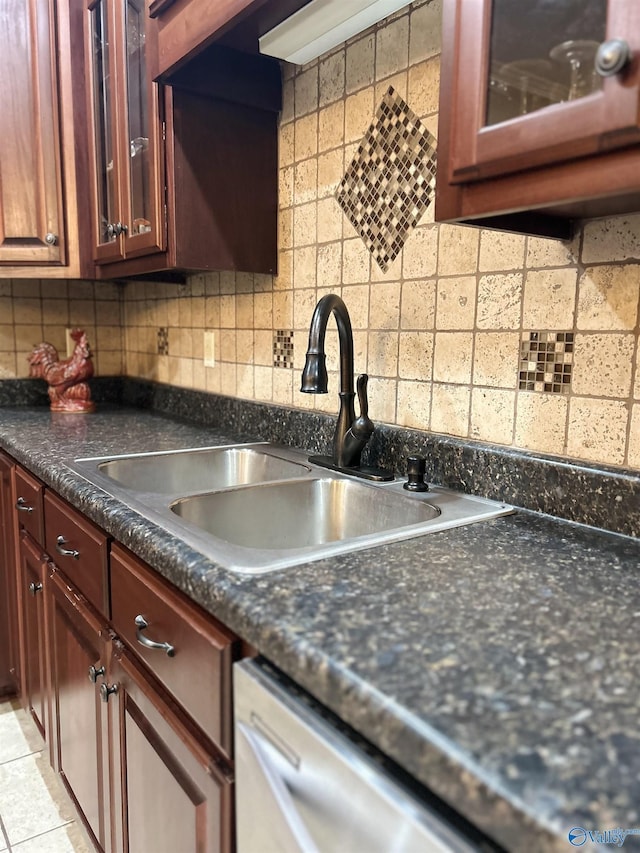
(1, 403, 639, 853)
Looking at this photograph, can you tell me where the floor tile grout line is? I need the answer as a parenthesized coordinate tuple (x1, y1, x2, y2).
(0, 749, 44, 769)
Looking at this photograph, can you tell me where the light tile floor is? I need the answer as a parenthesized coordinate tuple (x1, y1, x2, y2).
(0, 699, 91, 853)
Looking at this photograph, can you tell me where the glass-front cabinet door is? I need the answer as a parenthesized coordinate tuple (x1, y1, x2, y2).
(86, 0, 164, 264)
(448, 0, 640, 183)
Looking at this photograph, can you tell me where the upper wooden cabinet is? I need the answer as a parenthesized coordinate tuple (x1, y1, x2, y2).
(436, 0, 640, 238)
(85, 0, 281, 279)
(0, 0, 90, 277)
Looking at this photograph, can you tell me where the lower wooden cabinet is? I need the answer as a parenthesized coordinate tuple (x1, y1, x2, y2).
(107, 644, 234, 853)
(0, 451, 17, 695)
(47, 569, 111, 852)
(19, 531, 49, 739)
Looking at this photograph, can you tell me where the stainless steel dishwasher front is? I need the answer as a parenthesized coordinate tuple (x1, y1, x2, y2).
(233, 659, 485, 853)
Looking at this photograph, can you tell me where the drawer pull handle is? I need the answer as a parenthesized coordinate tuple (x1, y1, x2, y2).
(16, 497, 34, 513)
(56, 535, 80, 560)
(134, 615, 175, 657)
(88, 665, 105, 683)
(28, 582, 43, 596)
(100, 683, 118, 703)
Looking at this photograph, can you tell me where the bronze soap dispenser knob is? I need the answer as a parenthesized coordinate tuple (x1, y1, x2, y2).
(404, 456, 428, 492)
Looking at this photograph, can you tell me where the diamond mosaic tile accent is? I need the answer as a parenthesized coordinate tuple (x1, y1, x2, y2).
(519, 331, 573, 393)
(157, 327, 169, 356)
(336, 86, 437, 272)
(273, 330, 294, 369)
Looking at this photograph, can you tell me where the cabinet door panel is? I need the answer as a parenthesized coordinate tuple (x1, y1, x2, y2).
(109, 647, 233, 853)
(48, 570, 110, 852)
(0, 453, 17, 695)
(449, 0, 640, 182)
(0, 0, 64, 264)
(19, 533, 48, 738)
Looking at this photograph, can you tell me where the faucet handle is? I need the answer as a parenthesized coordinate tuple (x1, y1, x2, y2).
(352, 374, 374, 439)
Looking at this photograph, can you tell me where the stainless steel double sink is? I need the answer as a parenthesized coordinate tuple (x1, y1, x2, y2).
(69, 443, 514, 574)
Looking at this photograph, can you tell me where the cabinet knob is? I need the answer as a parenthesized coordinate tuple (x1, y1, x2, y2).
(88, 665, 105, 684)
(595, 39, 631, 77)
(100, 683, 118, 703)
(15, 497, 34, 513)
(45, 232, 58, 245)
(55, 535, 80, 560)
(134, 614, 175, 657)
(28, 582, 43, 596)
(107, 222, 129, 238)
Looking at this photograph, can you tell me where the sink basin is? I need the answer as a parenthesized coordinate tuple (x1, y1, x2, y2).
(69, 443, 514, 574)
(87, 445, 310, 494)
(171, 478, 441, 550)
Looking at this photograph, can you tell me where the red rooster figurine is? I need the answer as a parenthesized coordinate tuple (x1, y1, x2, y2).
(28, 329, 96, 413)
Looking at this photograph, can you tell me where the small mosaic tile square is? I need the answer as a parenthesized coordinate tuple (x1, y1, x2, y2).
(273, 330, 294, 369)
(519, 331, 573, 393)
(336, 86, 437, 272)
(157, 327, 169, 356)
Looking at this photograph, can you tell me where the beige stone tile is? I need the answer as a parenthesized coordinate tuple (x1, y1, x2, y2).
(203, 272, 220, 296)
(220, 330, 236, 362)
(254, 292, 273, 329)
(96, 325, 122, 353)
(635, 349, 640, 400)
(236, 363, 254, 398)
(437, 225, 479, 276)
(433, 332, 473, 384)
(346, 34, 375, 94)
(97, 350, 123, 375)
(376, 14, 409, 80)
(294, 114, 318, 161)
(275, 249, 293, 291)
(515, 392, 568, 456)
(407, 57, 440, 118)
(317, 198, 344, 243)
(254, 365, 273, 401)
(342, 238, 370, 284)
(628, 403, 640, 467)
(436, 276, 476, 330)
(523, 269, 577, 330)
(42, 299, 70, 325)
(571, 333, 635, 398)
(401, 279, 436, 329)
(273, 291, 293, 329)
(399, 331, 433, 380)
(280, 165, 294, 209)
(318, 102, 345, 154)
(205, 364, 221, 393)
(367, 331, 398, 377)
(235, 294, 253, 330)
(294, 159, 316, 205)
(191, 297, 205, 327)
(219, 272, 236, 295)
(577, 265, 640, 330)
(0, 296, 14, 323)
(470, 388, 515, 445)
(279, 122, 294, 167)
(430, 383, 470, 437)
(14, 325, 44, 352)
(0, 325, 15, 350)
(566, 397, 628, 465)
(477, 273, 523, 330)
(192, 360, 207, 391)
(0, 353, 17, 378)
(319, 50, 345, 107)
(341, 285, 369, 329)
(370, 282, 401, 329)
(219, 295, 235, 329)
(370, 248, 403, 283)
(582, 214, 640, 263)
(204, 296, 220, 328)
(403, 226, 438, 279)
(220, 362, 237, 396)
(293, 289, 319, 332)
(294, 66, 318, 117)
(13, 299, 42, 326)
(396, 379, 431, 430)
(526, 235, 576, 268)
(273, 366, 294, 405)
(14, 280, 41, 299)
(41, 281, 68, 299)
(409, 0, 442, 65)
(294, 202, 317, 248)
(254, 330, 273, 366)
(294, 246, 317, 288)
(317, 242, 342, 290)
(318, 150, 344, 199)
(345, 89, 375, 144)
(473, 332, 519, 388)
(281, 78, 294, 124)
(375, 72, 408, 104)
(479, 230, 526, 272)
(367, 377, 397, 424)
(279, 207, 294, 251)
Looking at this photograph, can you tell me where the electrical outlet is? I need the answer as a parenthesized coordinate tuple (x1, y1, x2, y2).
(204, 331, 215, 367)
(65, 328, 74, 357)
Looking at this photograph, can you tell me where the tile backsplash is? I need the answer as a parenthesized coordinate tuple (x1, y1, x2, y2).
(1, 0, 640, 472)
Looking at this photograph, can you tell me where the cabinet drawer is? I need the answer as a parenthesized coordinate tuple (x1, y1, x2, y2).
(44, 492, 109, 618)
(110, 543, 238, 758)
(14, 467, 44, 546)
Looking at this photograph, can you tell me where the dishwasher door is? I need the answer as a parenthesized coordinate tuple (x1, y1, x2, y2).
(234, 659, 482, 853)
